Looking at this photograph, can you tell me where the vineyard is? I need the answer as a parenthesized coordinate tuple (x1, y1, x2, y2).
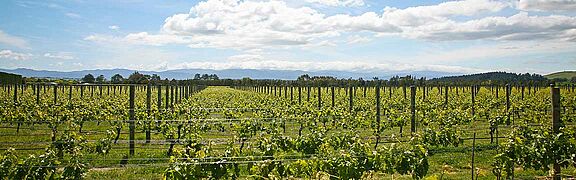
(0, 84, 575, 179)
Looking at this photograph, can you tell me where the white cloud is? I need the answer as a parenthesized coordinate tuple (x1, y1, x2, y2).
(85, 33, 189, 46)
(346, 35, 371, 44)
(517, 0, 576, 12)
(172, 56, 480, 73)
(108, 25, 120, 30)
(106, 0, 576, 50)
(227, 54, 264, 62)
(154, 0, 399, 49)
(0, 30, 29, 49)
(44, 52, 75, 60)
(0, 50, 33, 60)
(65, 12, 81, 18)
(403, 12, 576, 41)
(306, 0, 365, 7)
(410, 40, 576, 64)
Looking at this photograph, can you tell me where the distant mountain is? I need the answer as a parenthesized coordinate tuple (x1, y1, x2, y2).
(545, 71, 576, 79)
(0, 68, 458, 80)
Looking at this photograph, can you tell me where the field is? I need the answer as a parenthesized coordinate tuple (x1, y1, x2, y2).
(1, 84, 575, 179)
(546, 71, 576, 80)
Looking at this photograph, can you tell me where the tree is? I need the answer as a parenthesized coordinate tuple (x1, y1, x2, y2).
(128, 71, 148, 84)
(209, 74, 219, 80)
(111, 74, 124, 84)
(297, 74, 311, 82)
(150, 74, 161, 84)
(96, 75, 106, 84)
(82, 74, 95, 83)
(193, 74, 201, 80)
(571, 77, 576, 83)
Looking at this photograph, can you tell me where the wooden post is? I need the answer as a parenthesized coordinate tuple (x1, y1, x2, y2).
(68, 85, 72, 101)
(506, 84, 510, 112)
(472, 86, 475, 116)
(14, 85, 20, 133)
(403, 86, 406, 99)
(521, 85, 525, 100)
(36, 85, 40, 104)
(298, 86, 302, 104)
(317, 86, 321, 109)
(423, 85, 426, 100)
(165, 85, 169, 109)
(171, 85, 174, 108)
(146, 84, 151, 143)
(129, 85, 135, 156)
(471, 132, 476, 180)
(349, 85, 354, 112)
(331, 86, 335, 107)
(157, 85, 162, 110)
(307, 86, 310, 102)
(53, 85, 58, 105)
(375, 81, 381, 149)
(444, 86, 448, 106)
(13, 84, 17, 103)
(551, 85, 561, 180)
(410, 86, 416, 134)
(290, 86, 293, 101)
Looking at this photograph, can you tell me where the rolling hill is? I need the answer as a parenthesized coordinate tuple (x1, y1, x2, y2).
(545, 71, 576, 80)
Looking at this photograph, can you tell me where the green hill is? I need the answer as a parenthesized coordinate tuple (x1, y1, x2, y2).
(545, 71, 576, 79)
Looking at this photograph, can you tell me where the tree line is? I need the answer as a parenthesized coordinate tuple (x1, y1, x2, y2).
(18, 71, 572, 87)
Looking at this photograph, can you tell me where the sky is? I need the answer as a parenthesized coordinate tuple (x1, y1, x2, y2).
(0, 0, 575, 75)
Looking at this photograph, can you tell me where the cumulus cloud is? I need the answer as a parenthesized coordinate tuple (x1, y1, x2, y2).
(84, 0, 576, 50)
(306, 0, 365, 7)
(44, 52, 75, 60)
(147, 0, 399, 49)
(517, 0, 576, 12)
(0, 50, 33, 60)
(404, 12, 576, 41)
(0, 30, 29, 49)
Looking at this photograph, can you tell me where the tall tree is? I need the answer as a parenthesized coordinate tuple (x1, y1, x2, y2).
(82, 74, 95, 83)
(128, 71, 148, 84)
(111, 74, 124, 84)
(96, 75, 106, 84)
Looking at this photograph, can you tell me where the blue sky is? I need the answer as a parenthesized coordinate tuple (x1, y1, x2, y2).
(0, 0, 575, 75)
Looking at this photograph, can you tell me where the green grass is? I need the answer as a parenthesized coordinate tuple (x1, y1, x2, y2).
(1, 120, 574, 179)
(546, 71, 576, 80)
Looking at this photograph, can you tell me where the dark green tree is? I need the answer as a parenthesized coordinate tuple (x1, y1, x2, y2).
(82, 74, 95, 83)
(111, 74, 124, 84)
(96, 75, 106, 84)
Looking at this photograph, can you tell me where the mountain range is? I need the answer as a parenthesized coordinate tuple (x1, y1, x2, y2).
(0, 68, 461, 80)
